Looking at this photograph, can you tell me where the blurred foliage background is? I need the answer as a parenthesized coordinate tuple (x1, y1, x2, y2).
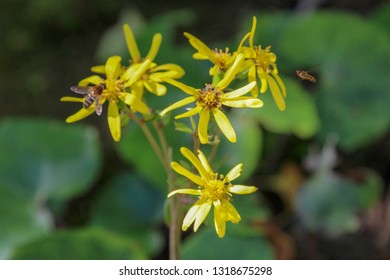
(1, 0, 390, 259)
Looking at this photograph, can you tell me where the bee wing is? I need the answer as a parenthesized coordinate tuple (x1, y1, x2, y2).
(70, 86, 90, 95)
(94, 98, 103, 116)
(307, 64, 320, 73)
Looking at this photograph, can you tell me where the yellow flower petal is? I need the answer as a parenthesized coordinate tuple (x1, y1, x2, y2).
(175, 106, 202, 119)
(217, 53, 244, 89)
(198, 109, 210, 144)
(61, 96, 84, 102)
(121, 93, 149, 114)
(182, 199, 206, 231)
(213, 109, 236, 143)
(184, 32, 217, 64)
(225, 163, 242, 182)
(163, 78, 198, 95)
(120, 92, 135, 106)
(124, 60, 152, 87)
(160, 96, 196, 116)
(193, 52, 208, 60)
(223, 81, 256, 99)
(134, 99, 149, 114)
(90, 65, 106, 74)
(248, 65, 258, 97)
(229, 185, 257, 195)
(105, 56, 122, 80)
(150, 64, 185, 80)
(78, 75, 103, 86)
(222, 96, 264, 108)
(194, 202, 212, 232)
(274, 73, 287, 98)
(249, 16, 257, 47)
(180, 147, 209, 180)
(144, 80, 167, 96)
(268, 75, 286, 111)
(145, 33, 162, 61)
(66, 107, 95, 123)
(123, 24, 141, 63)
(107, 100, 121, 142)
(223, 200, 241, 223)
(213, 200, 227, 238)
(171, 162, 205, 186)
(167, 188, 200, 197)
(197, 149, 213, 175)
(131, 81, 145, 99)
(258, 70, 269, 93)
(237, 32, 250, 50)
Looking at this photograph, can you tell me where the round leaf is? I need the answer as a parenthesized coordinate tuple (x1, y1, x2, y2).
(0, 118, 102, 200)
(90, 173, 165, 256)
(12, 228, 147, 260)
(278, 12, 390, 150)
(182, 227, 274, 260)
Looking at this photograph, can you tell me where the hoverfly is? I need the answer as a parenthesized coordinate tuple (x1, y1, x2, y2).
(296, 65, 318, 83)
(70, 83, 105, 115)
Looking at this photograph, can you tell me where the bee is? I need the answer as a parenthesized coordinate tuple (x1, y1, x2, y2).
(70, 83, 105, 115)
(296, 65, 318, 83)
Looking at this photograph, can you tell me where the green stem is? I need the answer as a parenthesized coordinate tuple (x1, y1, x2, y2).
(152, 120, 181, 260)
(193, 132, 200, 153)
(208, 128, 221, 163)
(130, 111, 182, 259)
(130, 113, 169, 173)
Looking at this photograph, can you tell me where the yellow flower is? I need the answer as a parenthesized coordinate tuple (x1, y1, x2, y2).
(240, 17, 287, 111)
(184, 32, 238, 76)
(122, 24, 185, 97)
(61, 56, 150, 142)
(168, 147, 257, 238)
(160, 54, 263, 144)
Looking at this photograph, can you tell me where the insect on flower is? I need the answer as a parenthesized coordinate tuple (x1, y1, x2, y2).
(70, 83, 106, 115)
(296, 65, 318, 83)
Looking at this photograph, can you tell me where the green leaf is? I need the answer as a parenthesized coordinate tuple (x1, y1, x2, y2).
(11, 228, 147, 260)
(90, 173, 165, 257)
(216, 109, 263, 181)
(116, 118, 191, 191)
(244, 78, 320, 138)
(0, 118, 102, 201)
(296, 172, 361, 237)
(0, 118, 102, 258)
(174, 121, 194, 134)
(0, 186, 51, 259)
(277, 12, 390, 150)
(182, 226, 274, 260)
(355, 168, 383, 210)
(371, 2, 390, 38)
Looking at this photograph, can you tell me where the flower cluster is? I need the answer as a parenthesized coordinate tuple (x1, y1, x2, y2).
(62, 16, 286, 238)
(61, 24, 184, 141)
(160, 16, 286, 146)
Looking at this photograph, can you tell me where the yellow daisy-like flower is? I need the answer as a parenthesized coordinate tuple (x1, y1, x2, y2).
(61, 56, 150, 142)
(122, 24, 185, 97)
(160, 54, 263, 144)
(168, 147, 257, 238)
(184, 32, 243, 76)
(240, 17, 287, 111)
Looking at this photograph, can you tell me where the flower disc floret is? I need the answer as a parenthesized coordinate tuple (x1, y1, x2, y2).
(196, 84, 223, 110)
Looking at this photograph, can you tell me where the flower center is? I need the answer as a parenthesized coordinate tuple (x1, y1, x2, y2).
(253, 45, 277, 73)
(196, 84, 223, 110)
(213, 48, 232, 69)
(103, 78, 124, 102)
(201, 173, 232, 202)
